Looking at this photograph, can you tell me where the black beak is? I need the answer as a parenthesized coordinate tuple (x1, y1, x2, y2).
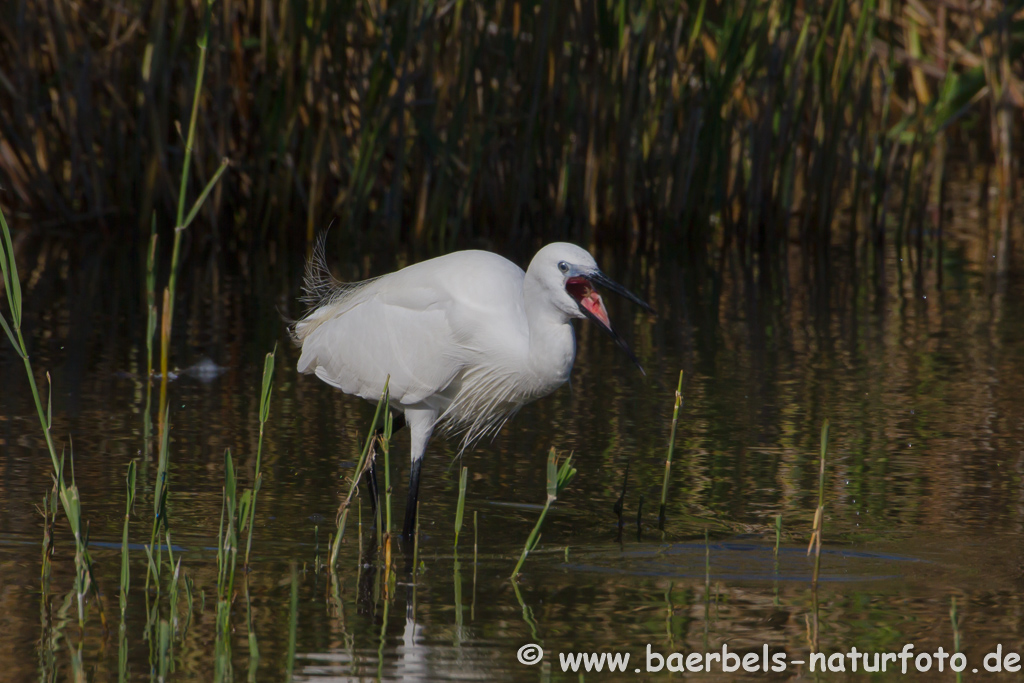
(588, 270, 656, 315)
(575, 270, 654, 375)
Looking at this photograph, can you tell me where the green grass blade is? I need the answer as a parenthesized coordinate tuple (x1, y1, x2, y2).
(454, 466, 468, 549)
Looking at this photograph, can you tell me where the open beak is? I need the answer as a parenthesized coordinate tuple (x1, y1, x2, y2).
(565, 270, 654, 375)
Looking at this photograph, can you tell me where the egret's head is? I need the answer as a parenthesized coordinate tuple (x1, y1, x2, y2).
(527, 242, 654, 373)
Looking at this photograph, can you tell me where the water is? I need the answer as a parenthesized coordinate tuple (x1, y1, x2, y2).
(3, 205, 1024, 681)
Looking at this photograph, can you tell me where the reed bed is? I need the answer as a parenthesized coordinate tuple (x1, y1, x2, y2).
(1, 0, 1019, 267)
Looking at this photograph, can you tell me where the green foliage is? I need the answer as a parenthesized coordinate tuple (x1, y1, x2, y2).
(328, 379, 390, 568)
(511, 448, 576, 580)
(120, 460, 137, 617)
(2, 1, 1019, 258)
(244, 347, 278, 567)
(454, 466, 469, 549)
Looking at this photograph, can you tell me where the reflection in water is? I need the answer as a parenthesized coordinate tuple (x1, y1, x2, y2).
(3, 183, 1024, 680)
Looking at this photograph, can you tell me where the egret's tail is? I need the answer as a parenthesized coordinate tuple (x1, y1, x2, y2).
(292, 232, 381, 347)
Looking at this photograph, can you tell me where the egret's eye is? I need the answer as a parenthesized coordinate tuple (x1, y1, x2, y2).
(558, 261, 569, 273)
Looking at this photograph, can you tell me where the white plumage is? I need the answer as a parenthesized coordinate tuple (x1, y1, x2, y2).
(293, 240, 652, 537)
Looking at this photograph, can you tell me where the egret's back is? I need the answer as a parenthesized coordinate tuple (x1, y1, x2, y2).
(293, 249, 534, 439)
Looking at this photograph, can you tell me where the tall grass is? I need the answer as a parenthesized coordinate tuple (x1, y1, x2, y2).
(1, 206, 102, 629)
(243, 348, 277, 568)
(155, 0, 230, 435)
(658, 371, 684, 529)
(1, 1, 1019, 268)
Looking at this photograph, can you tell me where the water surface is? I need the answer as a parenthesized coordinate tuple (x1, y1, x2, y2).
(3, 196, 1024, 680)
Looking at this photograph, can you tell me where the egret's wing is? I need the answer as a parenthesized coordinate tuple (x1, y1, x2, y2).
(297, 283, 464, 406)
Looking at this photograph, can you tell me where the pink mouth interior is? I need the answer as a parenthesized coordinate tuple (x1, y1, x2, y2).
(566, 277, 611, 328)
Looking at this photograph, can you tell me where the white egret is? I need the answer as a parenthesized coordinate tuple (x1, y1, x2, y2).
(292, 241, 653, 538)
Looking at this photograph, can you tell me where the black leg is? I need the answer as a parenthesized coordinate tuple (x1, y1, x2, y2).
(364, 458, 380, 526)
(402, 457, 423, 540)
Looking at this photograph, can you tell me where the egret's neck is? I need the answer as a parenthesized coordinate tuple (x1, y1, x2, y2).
(522, 276, 576, 392)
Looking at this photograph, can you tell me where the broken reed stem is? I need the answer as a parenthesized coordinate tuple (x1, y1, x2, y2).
(329, 378, 390, 568)
(807, 420, 829, 585)
(659, 370, 684, 529)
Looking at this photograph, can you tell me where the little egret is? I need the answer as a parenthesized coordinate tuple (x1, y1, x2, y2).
(293, 241, 653, 538)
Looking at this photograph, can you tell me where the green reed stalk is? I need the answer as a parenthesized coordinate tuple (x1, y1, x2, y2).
(244, 347, 276, 568)
(382, 408, 393, 541)
(182, 571, 195, 636)
(120, 460, 137, 618)
(472, 509, 478, 620)
(807, 420, 829, 585)
(168, 556, 182, 635)
(376, 584, 391, 680)
(453, 550, 464, 638)
(214, 597, 233, 682)
(157, 618, 171, 681)
(659, 371, 684, 529)
(1, 208, 103, 630)
(143, 220, 157, 447)
(454, 466, 468, 549)
(244, 578, 259, 683)
(40, 484, 56, 588)
(511, 449, 576, 580)
(118, 615, 128, 683)
(773, 514, 782, 558)
(329, 379, 390, 568)
(217, 448, 239, 607)
(286, 563, 299, 682)
(158, 0, 230, 436)
(147, 405, 172, 589)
